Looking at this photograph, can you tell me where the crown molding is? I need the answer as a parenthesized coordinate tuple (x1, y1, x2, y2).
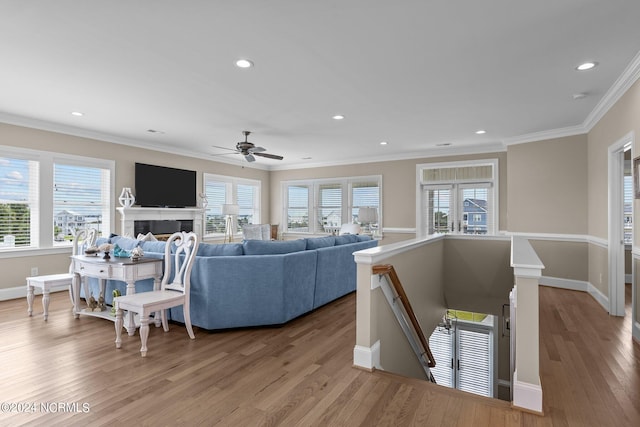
(0, 113, 270, 171)
(583, 50, 640, 132)
(501, 124, 587, 146)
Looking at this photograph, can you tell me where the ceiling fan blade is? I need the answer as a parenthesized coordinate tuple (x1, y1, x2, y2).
(244, 154, 256, 162)
(211, 144, 238, 152)
(249, 146, 266, 153)
(253, 152, 283, 160)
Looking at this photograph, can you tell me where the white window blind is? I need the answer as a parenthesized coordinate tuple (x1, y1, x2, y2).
(287, 185, 310, 232)
(0, 157, 39, 249)
(317, 183, 342, 231)
(624, 174, 633, 244)
(53, 163, 110, 243)
(351, 180, 380, 225)
(428, 329, 454, 387)
(204, 180, 227, 234)
(237, 183, 258, 232)
(457, 328, 492, 397)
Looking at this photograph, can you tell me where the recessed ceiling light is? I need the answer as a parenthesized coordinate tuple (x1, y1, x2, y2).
(572, 92, 588, 100)
(475, 130, 486, 135)
(235, 59, 254, 68)
(380, 141, 388, 145)
(332, 114, 345, 120)
(576, 61, 598, 71)
(71, 111, 83, 117)
(301, 157, 312, 160)
(147, 129, 165, 134)
(436, 143, 452, 147)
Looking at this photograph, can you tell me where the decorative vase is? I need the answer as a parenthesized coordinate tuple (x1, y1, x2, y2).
(199, 192, 208, 209)
(118, 187, 135, 207)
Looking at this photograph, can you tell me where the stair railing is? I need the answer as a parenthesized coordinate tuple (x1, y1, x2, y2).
(372, 264, 436, 382)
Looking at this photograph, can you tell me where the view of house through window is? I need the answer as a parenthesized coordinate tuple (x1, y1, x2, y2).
(419, 160, 497, 237)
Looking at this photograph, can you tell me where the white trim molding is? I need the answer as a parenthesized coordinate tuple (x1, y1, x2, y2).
(539, 276, 588, 292)
(512, 370, 543, 414)
(353, 340, 381, 371)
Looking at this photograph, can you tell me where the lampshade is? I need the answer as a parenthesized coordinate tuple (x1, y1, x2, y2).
(222, 204, 239, 216)
(358, 207, 378, 223)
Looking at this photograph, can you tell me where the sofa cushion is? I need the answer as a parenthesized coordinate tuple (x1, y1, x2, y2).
(110, 235, 140, 250)
(197, 242, 244, 256)
(140, 240, 167, 254)
(243, 239, 306, 255)
(305, 236, 335, 250)
(356, 235, 373, 242)
(334, 234, 358, 245)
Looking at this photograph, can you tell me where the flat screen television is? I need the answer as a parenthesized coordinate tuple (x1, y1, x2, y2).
(134, 163, 197, 207)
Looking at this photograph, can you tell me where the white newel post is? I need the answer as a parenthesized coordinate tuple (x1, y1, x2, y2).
(117, 207, 204, 236)
(510, 236, 545, 414)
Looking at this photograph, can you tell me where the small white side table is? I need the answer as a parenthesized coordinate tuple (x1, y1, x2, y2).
(26, 273, 74, 320)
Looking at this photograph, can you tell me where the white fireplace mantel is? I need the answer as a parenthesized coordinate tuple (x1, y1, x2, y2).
(117, 207, 204, 236)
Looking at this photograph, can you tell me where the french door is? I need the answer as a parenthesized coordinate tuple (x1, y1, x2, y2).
(423, 183, 492, 235)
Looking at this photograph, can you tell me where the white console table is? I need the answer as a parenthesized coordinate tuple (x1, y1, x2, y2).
(117, 207, 204, 236)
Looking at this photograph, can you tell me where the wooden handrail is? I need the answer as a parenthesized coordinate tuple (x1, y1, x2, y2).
(372, 264, 436, 368)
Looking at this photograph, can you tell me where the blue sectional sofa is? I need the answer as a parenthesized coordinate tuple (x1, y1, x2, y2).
(87, 234, 377, 330)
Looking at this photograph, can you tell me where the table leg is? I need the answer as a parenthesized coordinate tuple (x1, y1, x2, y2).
(125, 280, 136, 336)
(73, 273, 81, 319)
(27, 283, 34, 317)
(42, 288, 50, 321)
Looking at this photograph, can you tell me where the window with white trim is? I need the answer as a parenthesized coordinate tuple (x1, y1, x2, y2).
(418, 160, 498, 237)
(283, 176, 382, 234)
(53, 161, 111, 244)
(429, 310, 495, 398)
(0, 146, 113, 252)
(203, 173, 261, 236)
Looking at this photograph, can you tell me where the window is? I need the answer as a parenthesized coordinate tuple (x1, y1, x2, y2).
(0, 146, 114, 252)
(203, 173, 261, 236)
(624, 169, 633, 245)
(53, 162, 111, 244)
(282, 175, 382, 234)
(429, 310, 495, 398)
(0, 157, 38, 248)
(418, 160, 497, 237)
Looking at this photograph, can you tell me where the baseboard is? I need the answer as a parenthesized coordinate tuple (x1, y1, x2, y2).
(586, 282, 610, 312)
(539, 276, 588, 292)
(539, 276, 609, 312)
(0, 285, 68, 302)
(353, 340, 381, 371)
(512, 370, 543, 414)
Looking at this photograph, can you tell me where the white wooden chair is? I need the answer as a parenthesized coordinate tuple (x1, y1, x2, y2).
(114, 231, 199, 357)
(26, 228, 97, 320)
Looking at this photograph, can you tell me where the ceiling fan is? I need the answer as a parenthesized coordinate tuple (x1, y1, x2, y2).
(212, 131, 284, 163)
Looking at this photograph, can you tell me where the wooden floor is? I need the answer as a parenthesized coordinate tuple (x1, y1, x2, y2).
(0, 285, 638, 426)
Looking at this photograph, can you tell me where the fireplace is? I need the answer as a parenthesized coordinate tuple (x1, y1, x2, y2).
(117, 207, 204, 237)
(134, 220, 194, 235)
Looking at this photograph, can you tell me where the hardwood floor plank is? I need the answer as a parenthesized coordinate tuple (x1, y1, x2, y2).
(1, 287, 639, 426)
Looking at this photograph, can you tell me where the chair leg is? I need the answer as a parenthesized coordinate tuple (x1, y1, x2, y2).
(115, 308, 123, 349)
(27, 284, 34, 317)
(161, 309, 169, 332)
(184, 302, 195, 340)
(42, 289, 50, 321)
(139, 314, 150, 357)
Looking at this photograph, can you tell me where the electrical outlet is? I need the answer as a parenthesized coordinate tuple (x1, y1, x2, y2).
(31, 267, 38, 276)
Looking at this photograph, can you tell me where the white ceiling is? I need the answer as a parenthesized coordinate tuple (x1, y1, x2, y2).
(1, 1, 640, 170)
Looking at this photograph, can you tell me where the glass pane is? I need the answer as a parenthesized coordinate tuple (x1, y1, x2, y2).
(624, 174, 633, 244)
(237, 184, 257, 232)
(204, 180, 226, 234)
(53, 163, 107, 243)
(0, 158, 36, 248)
(460, 187, 488, 234)
(318, 183, 342, 232)
(352, 182, 380, 227)
(288, 185, 309, 232)
(425, 188, 450, 234)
